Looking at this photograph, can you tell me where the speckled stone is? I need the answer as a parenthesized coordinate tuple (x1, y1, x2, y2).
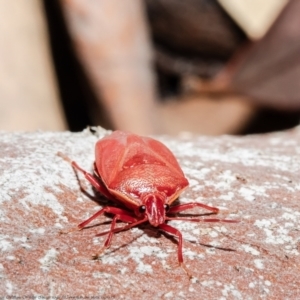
(1, 127, 300, 298)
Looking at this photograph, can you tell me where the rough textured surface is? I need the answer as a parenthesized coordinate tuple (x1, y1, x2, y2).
(0, 127, 300, 298)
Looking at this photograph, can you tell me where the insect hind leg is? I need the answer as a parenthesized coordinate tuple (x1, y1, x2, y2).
(158, 223, 192, 278)
(86, 208, 146, 258)
(58, 152, 113, 200)
(72, 161, 114, 200)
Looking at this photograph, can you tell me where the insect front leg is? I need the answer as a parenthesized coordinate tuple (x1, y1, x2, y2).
(100, 210, 140, 250)
(80, 206, 142, 258)
(158, 223, 184, 264)
(158, 223, 192, 278)
(168, 202, 219, 214)
(78, 206, 137, 229)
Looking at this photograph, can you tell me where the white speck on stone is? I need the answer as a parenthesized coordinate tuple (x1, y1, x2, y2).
(0, 263, 3, 279)
(93, 237, 103, 246)
(247, 233, 255, 237)
(76, 196, 84, 202)
(254, 259, 264, 269)
(0, 210, 8, 223)
(168, 218, 201, 245)
(127, 245, 167, 274)
(100, 254, 123, 265)
(119, 267, 128, 275)
(254, 219, 273, 228)
(239, 187, 255, 201)
(285, 249, 299, 256)
(135, 232, 159, 244)
(20, 191, 65, 217)
(6, 281, 13, 295)
(184, 249, 204, 260)
(215, 170, 237, 190)
(29, 227, 45, 235)
(72, 247, 78, 254)
(176, 196, 189, 204)
(214, 226, 228, 233)
(216, 281, 222, 286)
(54, 222, 64, 229)
(232, 290, 243, 299)
(209, 231, 218, 238)
(190, 277, 198, 284)
(219, 191, 234, 201)
(0, 235, 13, 252)
(217, 206, 230, 211)
(241, 245, 260, 256)
(13, 236, 27, 243)
(222, 284, 242, 299)
(184, 168, 207, 181)
(6, 256, 15, 261)
(282, 207, 294, 213)
(249, 282, 255, 288)
(255, 218, 295, 245)
(136, 263, 152, 274)
(282, 212, 298, 222)
(92, 272, 111, 279)
(39, 248, 58, 272)
(191, 184, 203, 192)
(201, 280, 215, 287)
(192, 228, 200, 235)
(199, 227, 213, 235)
(284, 222, 294, 228)
(21, 243, 32, 249)
(206, 247, 216, 255)
(164, 291, 173, 298)
(265, 280, 272, 286)
(188, 179, 200, 188)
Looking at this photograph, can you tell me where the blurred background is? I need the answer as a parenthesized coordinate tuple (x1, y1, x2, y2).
(0, 0, 300, 135)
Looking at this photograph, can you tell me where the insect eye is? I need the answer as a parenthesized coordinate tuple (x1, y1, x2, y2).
(139, 205, 146, 213)
(164, 204, 170, 212)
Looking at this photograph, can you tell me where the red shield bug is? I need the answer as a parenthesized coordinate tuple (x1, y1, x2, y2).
(59, 131, 237, 267)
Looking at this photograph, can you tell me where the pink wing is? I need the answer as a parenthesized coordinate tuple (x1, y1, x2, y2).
(95, 131, 189, 207)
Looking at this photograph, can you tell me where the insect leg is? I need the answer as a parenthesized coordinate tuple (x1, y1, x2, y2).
(57, 152, 113, 200)
(78, 206, 137, 229)
(101, 214, 146, 250)
(167, 203, 238, 223)
(71, 161, 114, 200)
(102, 214, 118, 248)
(168, 202, 219, 214)
(95, 217, 147, 237)
(93, 214, 147, 258)
(158, 223, 184, 264)
(92, 214, 123, 259)
(166, 216, 238, 223)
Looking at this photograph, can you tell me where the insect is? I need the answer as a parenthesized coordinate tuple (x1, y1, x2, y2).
(60, 131, 237, 266)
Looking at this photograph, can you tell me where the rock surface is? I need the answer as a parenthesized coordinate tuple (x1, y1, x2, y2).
(0, 127, 300, 298)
